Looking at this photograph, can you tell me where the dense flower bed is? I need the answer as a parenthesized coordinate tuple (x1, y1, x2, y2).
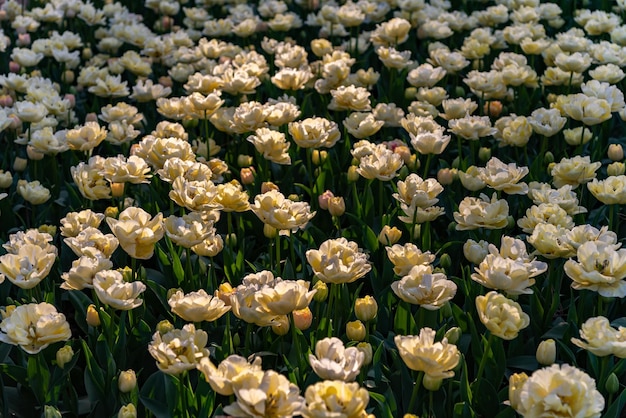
(0, 0, 626, 416)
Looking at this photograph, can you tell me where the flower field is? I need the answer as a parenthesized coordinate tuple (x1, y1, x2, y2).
(1, 0, 626, 416)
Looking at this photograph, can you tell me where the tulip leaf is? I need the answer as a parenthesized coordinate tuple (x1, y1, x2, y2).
(81, 340, 105, 401)
(470, 378, 499, 418)
(369, 390, 395, 418)
(506, 355, 538, 371)
(0, 363, 27, 387)
(139, 372, 175, 418)
(603, 387, 626, 418)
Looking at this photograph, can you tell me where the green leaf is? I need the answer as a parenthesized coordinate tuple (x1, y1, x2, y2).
(603, 387, 626, 418)
(140, 372, 175, 418)
(0, 363, 28, 386)
(506, 355, 539, 371)
(369, 391, 395, 418)
(81, 339, 105, 402)
(471, 378, 499, 418)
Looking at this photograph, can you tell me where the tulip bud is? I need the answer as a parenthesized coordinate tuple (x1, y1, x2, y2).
(216, 282, 234, 306)
(347, 165, 359, 183)
(240, 167, 255, 185)
(544, 151, 554, 164)
(328, 196, 345, 217)
(156, 320, 174, 335)
(536, 339, 556, 366)
(82, 48, 93, 60)
(104, 206, 119, 219)
(444, 327, 462, 345)
(439, 253, 452, 271)
(56, 345, 74, 369)
(292, 307, 313, 330)
(225, 233, 237, 247)
(508, 372, 528, 412)
(13, 156, 27, 172)
(407, 154, 419, 171)
(118, 370, 137, 393)
(110, 182, 125, 198)
(484, 100, 503, 118)
(311, 149, 328, 166)
(605, 373, 620, 394)
(86, 304, 100, 327)
(607, 162, 626, 176)
(423, 374, 443, 391)
(38, 224, 57, 236)
(238, 154, 253, 167)
(63, 70, 75, 84)
(478, 147, 491, 162)
(271, 315, 290, 335)
(44, 406, 63, 418)
(463, 239, 489, 264)
(378, 225, 402, 246)
(357, 342, 373, 365)
(263, 223, 278, 238)
(404, 87, 417, 100)
(346, 320, 366, 341)
(608, 144, 624, 161)
(261, 181, 279, 193)
(0, 170, 12, 189)
(0, 94, 13, 107)
(9, 61, 20, 73)
(85, 112, 98, 122)
(355, 296, 378, 322)
(117, 404, 137, 418)
(437, 168, 454, 185)
(318, 190, 334, 210)
(547, 162, 556, 175)
(313, 280, 328, 302)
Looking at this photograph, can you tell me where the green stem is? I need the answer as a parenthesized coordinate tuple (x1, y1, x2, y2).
(408, 371, 424, 413)
(423, 153, 433, 179)
(476, 332, 494, 382)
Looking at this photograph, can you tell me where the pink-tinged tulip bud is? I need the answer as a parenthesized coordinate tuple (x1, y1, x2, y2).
(9, 61, 20, 73)
(318, 190, 334, 210)
(261, 181, 279, 193)
(484, 100, 503, 118)
(293, 307, 313, 330)
(437, 168, 454, 185)
(240, 167, 255, 185)
(85, 112, 98, 122)
(158, 76, 173, 88)
(17, 33, 31, 46)
(0, 95, 13, 107)
(64, 94, 76, 107)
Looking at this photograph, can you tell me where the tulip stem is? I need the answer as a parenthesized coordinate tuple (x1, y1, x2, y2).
(423, 153, 433, 179)
(408, 371, 424, 413)
(476, 332, 493, 382)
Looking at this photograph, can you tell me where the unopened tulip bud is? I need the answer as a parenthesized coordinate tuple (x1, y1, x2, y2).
(85, 112, 98, 122)
(238, 154, 253, 167)
(9, 61, 20, 73)
(110, 182, 125, 198)
(407, 154, 419, 171)
(605, 373, 620, 394)
(0, 171, 12, 188)
(63, 70, 75, 84)
(118, 369, 137, 393)
(104, 206, 119, 219)
(225, 233, 237, 247)
(318, 190, 334, 210)
(439, 253, 452, 271)
(0, 94, 13, 107)
(13, 156, 27, 172)
(56, 345, 74, 369)
(292, 307, 313, 330)
(182, 118, 198, 129)
(608, 144, 624, 161)
(156, 320, 174, 335)
(437, 168, 454, 185)
(544, 151, 554, 164)
(328, 196, 345, 217)
(357, 342, 373, 365)
(547, 162, 556, 175)
(263, 223, 278, 238)
(378, 225, 402, 246)
(423, 374, 443, 391)
(311, 149, 328, 166)
(261, 181, 278, 193)
(394, 145, 412, 164)
(38, 224, 57, 236)
(82, 48, 93, 60)
(86, 304, 100, 327)
(478, 147, 491, 162)
(117, 404, 137, 418)
(347, 165, 359, 183)
(158, 76, 173, 88)
(44, 406, 62, 418)
(536, 339, 556, 365)
(240, 167, 255, 185)
(216, 282, 234, 306)
(271, 315, 290, 335)
(26, 145, 44, 161)
(607, 162, 625, 176)
(355, 296, 378, 322)
(346, 320, 366, 341)
(484, 100, 503, 118)
(404, 87, 417, 100)
(444, 327, 462, 345)
(287, 194, 300, 202)
(313, 280, 328, 302)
